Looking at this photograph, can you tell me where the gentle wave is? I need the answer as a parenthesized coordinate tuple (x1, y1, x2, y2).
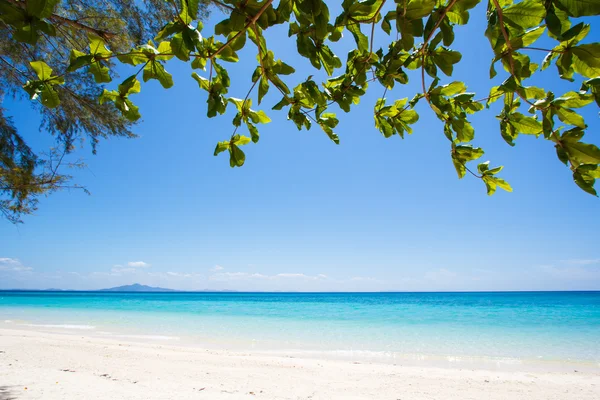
(23, 323, 96, 330)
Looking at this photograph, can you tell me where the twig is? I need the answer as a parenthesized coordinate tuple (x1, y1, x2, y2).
(421, 0, 458, 102)
(465, 166, 481, 178)
(231, 78, 259, 138)
(490, 0, 542, 110)
(522, 46, 563, 53)
(210, 0, 237, 12)
(210, 0, 274, 60)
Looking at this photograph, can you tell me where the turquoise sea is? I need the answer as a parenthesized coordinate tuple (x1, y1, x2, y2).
(1, 291, 599, 367)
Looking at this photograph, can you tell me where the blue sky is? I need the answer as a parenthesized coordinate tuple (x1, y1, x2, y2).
(1, 3, 599, 291)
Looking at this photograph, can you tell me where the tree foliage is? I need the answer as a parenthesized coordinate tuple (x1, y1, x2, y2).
(1, 0, 599, 222)
(0, 0, 212, 222)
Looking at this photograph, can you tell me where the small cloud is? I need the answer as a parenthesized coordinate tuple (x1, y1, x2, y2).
(167, 271, 192, 278)
(276, 273, 308, 278)
(210, 271, 329, 282)
(111, 266, 136, 275)
(210, 272, 269, 281)
(349, 276, 380, 282)
(276, 273, 328, 280)
(127, 261, 150, 268)
(0, 258, 33, 272)
(211, 265, 224, 272)
(0, 258, 20, 266)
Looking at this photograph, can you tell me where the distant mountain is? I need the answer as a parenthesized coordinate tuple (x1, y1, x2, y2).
(100, 283, 176, 292)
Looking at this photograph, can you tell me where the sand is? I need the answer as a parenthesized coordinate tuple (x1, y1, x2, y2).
(0, 328, 598, 400)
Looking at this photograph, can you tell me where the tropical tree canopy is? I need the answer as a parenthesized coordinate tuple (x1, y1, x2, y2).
(0, 0, 599, 222)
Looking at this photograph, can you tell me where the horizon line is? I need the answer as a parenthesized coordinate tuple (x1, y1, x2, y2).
(1, 289, 599, 293)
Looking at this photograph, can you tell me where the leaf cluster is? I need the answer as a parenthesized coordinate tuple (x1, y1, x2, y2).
(1, 0, 600, 222)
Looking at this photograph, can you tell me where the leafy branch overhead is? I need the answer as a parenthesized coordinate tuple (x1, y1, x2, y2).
(1, 0, 600, 224)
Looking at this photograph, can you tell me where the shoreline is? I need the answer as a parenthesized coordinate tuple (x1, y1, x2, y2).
(2, 322, 599, 374)
(1, 328, 599, 399)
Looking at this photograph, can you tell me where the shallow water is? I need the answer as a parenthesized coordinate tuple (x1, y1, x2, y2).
(1, 291, 599, 366)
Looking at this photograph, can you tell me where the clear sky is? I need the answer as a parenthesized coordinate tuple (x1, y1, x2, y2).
(1, 3, 599, 291)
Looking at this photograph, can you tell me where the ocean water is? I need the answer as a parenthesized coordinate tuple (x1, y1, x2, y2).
(1, 291, 599, 367)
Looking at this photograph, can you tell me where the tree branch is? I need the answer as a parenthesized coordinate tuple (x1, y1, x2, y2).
(48, 14, 116, 41)
(491, 0, 542, 110)
(421, 0, 458, 102)
(210, 0, 274, 60)
(4, 0, 116, 41)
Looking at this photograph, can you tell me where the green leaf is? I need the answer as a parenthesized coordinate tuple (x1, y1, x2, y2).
(89, 61, 111, 83)
(214, 141, 229, 156)
(258, 75, 269, 105)
(191, 72, 210, 91)
(118, 75, 141, 97)
(509, 26, 545, 51)
(545, 6, 570, 39)
(248, 122, 259, 143)
(432, 48, 462, 76)
(557, 128, 600, 165)
(482, 175, 512, 195)
(560, 22, 589, 45)
(117, 52, 148, 66)
(180, 0, 200, 23)
(30, 61, 55, 81)
(439, 81, 466, 97)
(23, 80, 60, 108)
(572, 164, 600, 195)
(24, 62, 64, 109)
(229, 144, 245, 167)
(451, 145, 484, 178)
(553, 91, 594, 108)
(347, 0, 385, 21)
(317, 45, 342, 76)
(89, 34, 112, 57)
(450, 118, 474, 143)
(155, 21, 185, 41)
(346, 23, 369, 53)
(508, 112, 542, 135)
(447, 0, 480, 24)
(27, 0, 59, 19)
(67, 50, 94, 72)
(249, 110, 271, 124)
(580, 77, 600, 107)
(318, 112, 340, 144)
(555, 108, 586, 128)
(233, 135, 251, 146)
(13, 23, 40, 45)
(554, 0, 600, 17)
(170, 33, 191, 61)
(501, 0, 546, 31)
(381, 17, 391, 35)
(566, 142, 600, 165)
(404, 0, 436, 19)
(143, 61, 173, 88)
(0, 1, 26, 25)
(571, 44, 600, 78)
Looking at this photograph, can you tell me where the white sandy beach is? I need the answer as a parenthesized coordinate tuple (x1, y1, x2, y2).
(0, 328, 598, 400)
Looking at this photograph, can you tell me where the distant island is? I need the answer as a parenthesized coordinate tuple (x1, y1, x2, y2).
(100, 283, 176, 292)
